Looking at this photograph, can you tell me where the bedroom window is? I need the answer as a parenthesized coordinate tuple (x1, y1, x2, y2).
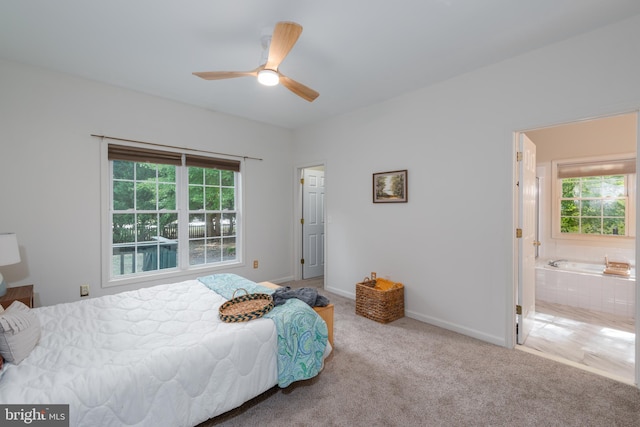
(186, 161, 237, 266)
(111, 159, 179, 276)
(105, 144, 241, 285)
(552, 156, 635, 239)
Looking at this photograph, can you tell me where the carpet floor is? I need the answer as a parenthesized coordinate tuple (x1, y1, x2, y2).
(200, 282, 640, 427)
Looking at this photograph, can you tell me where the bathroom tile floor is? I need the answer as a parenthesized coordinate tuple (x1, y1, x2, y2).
(523, 300, 635, 382)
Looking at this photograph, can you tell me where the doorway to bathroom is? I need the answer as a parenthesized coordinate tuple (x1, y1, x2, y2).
(299, 165, 325, 281)
(516, 111, 638, 384)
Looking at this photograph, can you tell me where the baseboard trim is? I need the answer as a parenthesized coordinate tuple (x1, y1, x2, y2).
(326, 286, 506, 347)
(406, 309, 506, 347)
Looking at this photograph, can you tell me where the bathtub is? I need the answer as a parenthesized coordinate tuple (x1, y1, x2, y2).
(536, 260, 636, 318)
(544, 260, 636, 278)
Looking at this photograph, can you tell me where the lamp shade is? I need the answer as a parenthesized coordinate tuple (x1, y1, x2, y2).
(0, 233, 21, 266)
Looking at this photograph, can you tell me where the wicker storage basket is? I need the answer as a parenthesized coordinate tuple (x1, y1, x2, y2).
(219, 288, 274, 323)
(355, 278, 404, 323)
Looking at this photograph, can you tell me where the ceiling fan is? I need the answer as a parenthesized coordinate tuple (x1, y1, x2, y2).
(193, 21, 319, 102)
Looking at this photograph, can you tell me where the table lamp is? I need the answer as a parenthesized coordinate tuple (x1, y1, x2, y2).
(0, 233, 21, 297)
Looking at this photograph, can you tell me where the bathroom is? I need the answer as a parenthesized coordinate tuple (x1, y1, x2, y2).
(524, 112, 637, 383)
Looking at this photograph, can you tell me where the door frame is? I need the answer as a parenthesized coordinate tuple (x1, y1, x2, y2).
(293, 161, 327, 281)
(510, 110, 640, 387)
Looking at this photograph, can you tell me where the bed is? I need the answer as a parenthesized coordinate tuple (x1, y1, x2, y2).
(0, 273, 330, 426)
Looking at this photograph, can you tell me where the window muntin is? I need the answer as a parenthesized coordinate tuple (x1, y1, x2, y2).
(187, 167, 237, 266)
(551, 155, 636, 241)
(111, 161, 179, 277)
(559, 175, 627, 236)
(106, 144, 241, 284)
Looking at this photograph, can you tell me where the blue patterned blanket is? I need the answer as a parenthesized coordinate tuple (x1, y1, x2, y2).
(198, 274, 328, 387)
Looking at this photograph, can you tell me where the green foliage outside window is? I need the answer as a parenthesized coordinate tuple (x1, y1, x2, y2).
(112, 161, 179, 276)
(111, 160, 237, 277)
(187, 167, 237, 266)
(560, 175, 626, 236)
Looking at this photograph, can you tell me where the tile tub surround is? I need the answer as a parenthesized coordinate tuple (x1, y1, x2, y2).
(536, 262, 636, 318)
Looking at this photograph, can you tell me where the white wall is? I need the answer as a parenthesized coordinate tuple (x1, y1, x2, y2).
(0, 60, 294, 306)
(293, 15, 640, 346)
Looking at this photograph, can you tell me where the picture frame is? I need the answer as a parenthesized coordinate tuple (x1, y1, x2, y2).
(373, 169, 408, 203)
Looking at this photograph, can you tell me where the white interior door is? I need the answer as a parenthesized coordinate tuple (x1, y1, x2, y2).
(302, 168, 325, 279)
(517, 133, 537, 344)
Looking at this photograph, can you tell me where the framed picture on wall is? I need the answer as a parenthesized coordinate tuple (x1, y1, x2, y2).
(373, 170, 408, 203)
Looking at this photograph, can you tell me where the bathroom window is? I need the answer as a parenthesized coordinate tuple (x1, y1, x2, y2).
(552, 155, 636, 239)
(559, 175, 627, 235)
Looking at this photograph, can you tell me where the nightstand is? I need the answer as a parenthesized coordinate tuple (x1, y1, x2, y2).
(0, 284, 34, 309)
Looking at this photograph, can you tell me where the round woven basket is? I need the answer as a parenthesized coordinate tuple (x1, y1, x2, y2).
(219, 288, 274, 323)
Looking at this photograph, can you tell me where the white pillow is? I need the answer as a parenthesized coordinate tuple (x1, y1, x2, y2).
(0, 301, 41, 364)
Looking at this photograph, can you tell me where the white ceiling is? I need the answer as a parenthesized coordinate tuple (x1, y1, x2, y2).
(2, 0, 640, 129)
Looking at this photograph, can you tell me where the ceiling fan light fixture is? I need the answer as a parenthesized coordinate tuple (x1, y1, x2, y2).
(193, 22, 318, 101)
(257, 69, 279, 86)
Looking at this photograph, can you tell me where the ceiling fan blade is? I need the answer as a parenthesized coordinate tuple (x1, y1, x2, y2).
(193, 69, 259, 80)
(265, 22, 303, 71)
(279, 74, 319, 102)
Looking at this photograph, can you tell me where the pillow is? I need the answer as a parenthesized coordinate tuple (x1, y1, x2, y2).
(0, 301, 41, 364)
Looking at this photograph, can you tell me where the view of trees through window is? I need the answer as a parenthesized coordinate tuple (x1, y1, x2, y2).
(187, 167, 237, 266)
(560, 174, 626, 235)
(111, 160, 237, 278)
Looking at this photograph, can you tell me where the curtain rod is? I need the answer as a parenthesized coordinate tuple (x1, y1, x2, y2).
(90, 134, 263, 161)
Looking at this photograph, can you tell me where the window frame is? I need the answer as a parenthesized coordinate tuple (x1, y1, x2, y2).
(551, 154, 636, 241)
(100, 141, 244, 288)
(185, 167, 239, 268)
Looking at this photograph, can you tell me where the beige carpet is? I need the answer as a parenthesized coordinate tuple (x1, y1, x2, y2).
(200, 281, 640, 427)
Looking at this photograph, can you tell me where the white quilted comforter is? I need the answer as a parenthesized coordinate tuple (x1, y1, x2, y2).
(0, 280, 280, 426)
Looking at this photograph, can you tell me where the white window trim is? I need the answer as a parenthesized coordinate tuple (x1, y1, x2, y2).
(551, 153, 636, 241)
(100, 140, 245, 288)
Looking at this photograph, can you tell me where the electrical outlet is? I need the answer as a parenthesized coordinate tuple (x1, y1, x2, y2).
(253, 260, 259, 269)
(80, 284, 89, 297)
